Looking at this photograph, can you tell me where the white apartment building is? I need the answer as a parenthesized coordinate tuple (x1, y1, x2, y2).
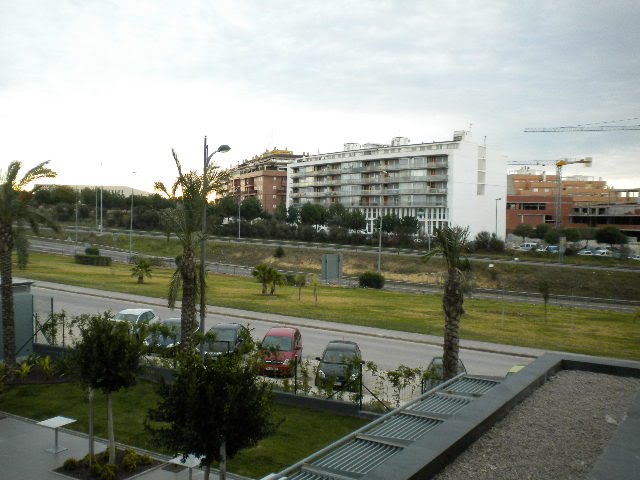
(287, 131, 507, 239)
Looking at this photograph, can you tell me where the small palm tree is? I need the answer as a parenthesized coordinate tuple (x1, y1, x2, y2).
(424, 225, 469, 381)
(252, 264, 275, 295)
(1, 161, 58, 366)
(131, 258, 153, 284)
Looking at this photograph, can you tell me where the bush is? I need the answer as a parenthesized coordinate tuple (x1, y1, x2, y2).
(74, 254, 112, 266)
(85, 246, 100, 256)
(359, 271, 385, 289)
(122, 450, 138, 472)
(274, 246, 285, 258)
(100, 464, 117, 480)
(63, 458, 79, 471)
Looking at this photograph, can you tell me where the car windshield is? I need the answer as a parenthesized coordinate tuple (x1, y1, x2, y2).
(262, 335, 292, 351)
(212, 328, 237, 342)
(115, 313, 139, 323)
(147, 322, 180, 347)
(322, 349, 357, 364)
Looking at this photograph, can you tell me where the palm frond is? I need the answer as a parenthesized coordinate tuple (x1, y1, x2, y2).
(167, 269, 182, 309)
(17, 160, 57, 189)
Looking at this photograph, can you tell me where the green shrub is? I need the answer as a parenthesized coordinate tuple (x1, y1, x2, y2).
(122, 451, 138, 472)
(358, 271, 385, 289)
(274, 246, 285, 258)
(74, 254, 112, 266)
(90, 461, 103, 477)
(100, 464, 117, 480)
(85, 246, 100, 256)
(63, 458, 79, 470)
(38, 356, 55, 379)
(140, 454, 153, 466)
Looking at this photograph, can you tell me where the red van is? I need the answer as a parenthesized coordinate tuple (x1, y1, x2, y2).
(259, 326, 302, 377)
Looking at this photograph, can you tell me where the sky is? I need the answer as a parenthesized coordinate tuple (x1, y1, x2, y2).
(1, 0, 639, 192)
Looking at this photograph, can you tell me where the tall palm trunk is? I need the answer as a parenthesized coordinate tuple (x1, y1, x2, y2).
(180, 244, 198, 350)
(0, 231, 16, 366)
(442, 268, 464, 380)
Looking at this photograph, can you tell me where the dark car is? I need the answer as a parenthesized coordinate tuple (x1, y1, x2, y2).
(143, 318, 199, 355)
(421, 356, 467, 393)
(204, 323, 252, 357)
(258, 326, 302, 377)
(314, 340, 362, 391)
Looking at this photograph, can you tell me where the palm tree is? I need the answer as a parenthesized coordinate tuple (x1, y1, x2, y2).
(154, 150, 228, 351)
(252, 264, 274, 295)
(131, 257, 153, 284)
(1, 161, 57, 366)
(424, 225, 469, 380)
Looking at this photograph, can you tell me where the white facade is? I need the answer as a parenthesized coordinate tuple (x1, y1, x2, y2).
(287, 131, 507, 239)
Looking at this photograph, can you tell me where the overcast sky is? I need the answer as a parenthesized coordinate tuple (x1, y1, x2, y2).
(2, 0, 639, 192)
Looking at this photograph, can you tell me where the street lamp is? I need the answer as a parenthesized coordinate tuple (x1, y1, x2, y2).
(200, 137, 230, 350)
(495, 197, 502, 239)
(237, 185, 242, 240)
(377, 170, 387, 273)
(129, 172, 136, 262)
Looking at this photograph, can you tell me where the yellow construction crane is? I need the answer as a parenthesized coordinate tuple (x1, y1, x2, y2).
(507, 157, 593, 228)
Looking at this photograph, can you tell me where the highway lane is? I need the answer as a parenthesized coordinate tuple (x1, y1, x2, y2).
(31, 283, 533, 378)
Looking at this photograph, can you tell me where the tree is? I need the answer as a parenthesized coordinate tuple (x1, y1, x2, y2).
(131, 257, 153, 284)
(146, 354, 276, 480)
(155, 150, 229, 351)
(544, 229, 560, 245)
(286, 205, 300, 224)
(1, 160, 58, 366)
(300, 202, 327, 230)
(251, 264, 282, 295)
(474, 231, 492, 250)
(595, 226, 627, 248)
(74, 313, 144, 464)
(424, 226, 469, 381)
(512, 223, 534, 243)
(532, 223, 551, 240)
(241, 196, 263, 222)
(562, 228, 581, 243)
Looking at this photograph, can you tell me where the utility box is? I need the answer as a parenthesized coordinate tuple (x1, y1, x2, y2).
(0, 280, 34, 361)
(321, 254, 343, 283)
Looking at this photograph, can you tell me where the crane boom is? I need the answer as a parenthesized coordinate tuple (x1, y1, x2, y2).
(525, 125, 640, 132)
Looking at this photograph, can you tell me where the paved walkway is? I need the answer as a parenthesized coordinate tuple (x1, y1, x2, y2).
(0, 412, 246, 480)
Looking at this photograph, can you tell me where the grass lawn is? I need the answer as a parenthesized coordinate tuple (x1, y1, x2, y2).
(19, 253, 640, 360)
(0, 381, 367, 479)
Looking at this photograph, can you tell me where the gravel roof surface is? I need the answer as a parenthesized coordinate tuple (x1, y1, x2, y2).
(434, 370, 640, 480)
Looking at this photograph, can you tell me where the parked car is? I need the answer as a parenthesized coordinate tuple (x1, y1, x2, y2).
(630, 254, 640, 261)
(421, 356, 467, 392)
(144, 318, 183, 350)
(204, 323, 252, 357)
(258, 326, 302, 377)
(545, 245, 559, 253)
(113, 308, 160, 325)
(315, 340, 362, 391)
(594, 248, 611, 256)
(577, 249, 593, 256)
(515, 242, 537, 252)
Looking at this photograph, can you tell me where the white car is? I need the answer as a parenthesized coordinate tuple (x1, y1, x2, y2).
(114, 308, 160, 325)
(630, 254, 640, 261)
(577, 250, 593, 256)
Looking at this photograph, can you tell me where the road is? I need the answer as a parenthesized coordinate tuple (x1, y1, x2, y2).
(29, 281, 538, 378)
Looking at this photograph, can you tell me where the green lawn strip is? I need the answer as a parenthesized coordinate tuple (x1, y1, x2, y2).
(20, 253, 640, 360)
(0, 381, 367, 479)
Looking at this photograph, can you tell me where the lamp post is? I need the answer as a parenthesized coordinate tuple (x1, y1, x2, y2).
(495, 197, 502, 239)
(200, 137, 230, 351)
(237, 185, 242, 240)
(377, 170, 387, 273)
(129, 173, 136, 262)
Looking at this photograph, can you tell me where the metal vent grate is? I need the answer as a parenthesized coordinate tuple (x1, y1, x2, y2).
(287, 471, 334, 480)
(443, 377, 499, 396)
(368, 413, 442, 441)
(313, 438, 401, 474)
(408, 393, 471, 415)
